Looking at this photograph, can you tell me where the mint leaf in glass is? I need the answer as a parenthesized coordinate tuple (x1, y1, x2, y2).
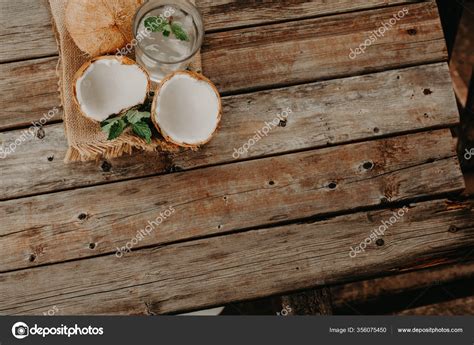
(143, 16, 188, 41)
(171, 23, 189, 41)
(144, 16, 167, 32)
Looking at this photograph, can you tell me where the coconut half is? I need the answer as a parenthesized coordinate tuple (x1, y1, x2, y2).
(65, 0, 143, 57)
(151, 71, 222, 147)
(73, 56, 150, 122)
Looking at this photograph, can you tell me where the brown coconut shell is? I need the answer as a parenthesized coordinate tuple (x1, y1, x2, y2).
(151, 71, 223, 148)
(72, 56, 151, 122)
(65, 0, 143, 57)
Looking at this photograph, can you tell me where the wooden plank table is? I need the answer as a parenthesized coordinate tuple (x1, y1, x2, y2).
(0, 0, 472, 315)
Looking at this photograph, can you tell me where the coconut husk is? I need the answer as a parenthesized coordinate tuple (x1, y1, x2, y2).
(47, 0, 201, 162)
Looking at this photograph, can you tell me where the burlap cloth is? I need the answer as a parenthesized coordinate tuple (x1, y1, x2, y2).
(48, 0, 201, 162)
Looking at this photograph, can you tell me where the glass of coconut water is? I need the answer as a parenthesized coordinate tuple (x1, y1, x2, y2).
(133, 0, 204, 82)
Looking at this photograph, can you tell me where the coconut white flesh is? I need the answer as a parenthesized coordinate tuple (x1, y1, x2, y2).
(76, 59, 148, 122)
(155, 74, 220, 145)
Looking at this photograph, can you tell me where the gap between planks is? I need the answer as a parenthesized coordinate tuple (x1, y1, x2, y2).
(0, 0, 423, 63)
(0, 1, 447, 129)
(0, 197, 472, 315)
(0, 63, 460, 201)
(0, 129, 465, 273)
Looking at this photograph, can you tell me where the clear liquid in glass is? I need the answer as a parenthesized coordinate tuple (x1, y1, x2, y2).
(135, 5, 200, 82)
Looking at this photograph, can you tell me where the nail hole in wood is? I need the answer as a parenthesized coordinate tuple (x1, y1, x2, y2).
(448, 225, 458, 233)
(217, 225, 222, 229)
(407, 28, 417, 35)
(36, 127, 45, 139)
(380, 197, 389, 204)
(396, 76, 400, 80)
(423, 88, 433, 95)
(89, 243, 96, 249)
(29, 254, 36, 262)
(424, 113, 429, 118)
(101, 160, 112, 172)
(363, 161, 374, 170)
(47, 155, 54, 162)
(279, 120, 287, 127)
(328, 182, 337, 190)
(373, 127, 380, 133)
(376, 239, 385, 246)
(269, 180, 275, 186)
(78, 213, 87, 220)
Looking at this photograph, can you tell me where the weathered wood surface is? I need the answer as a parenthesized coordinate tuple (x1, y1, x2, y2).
(280, 288, 334, 315)
(0, 129, 464, 272)
(0, 63, 459, 199)
(397, 296, 474, 315)
(330, 260, 474, 314)
(0, 0, 467, 316)
(199, 0, 421, 32)
(0, 0, 419, 63)
(1, 198, 472, 315)
(203, 2, 447, 93)
(0, 2, 446, 129)
(331, 261, 474, 307)
(0, 0, 58, 63)
(0, 57, 62, 130)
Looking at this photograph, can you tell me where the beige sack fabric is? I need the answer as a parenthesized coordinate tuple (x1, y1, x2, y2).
(48, 0, 201, 162)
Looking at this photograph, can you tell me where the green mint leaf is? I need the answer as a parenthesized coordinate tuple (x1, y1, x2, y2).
(125, 110, 150, 124)
(107, 119, 126, 140)
(100, 116, 121, 134)
(132, 121, 152, 144)
(100, 116, 119, 127)
(163, 24, 171, 37)
(144, 16, 166, 32)
(171, 23, 189, 41)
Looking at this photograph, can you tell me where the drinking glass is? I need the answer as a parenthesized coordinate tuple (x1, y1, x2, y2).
(133, 0, 204, 82)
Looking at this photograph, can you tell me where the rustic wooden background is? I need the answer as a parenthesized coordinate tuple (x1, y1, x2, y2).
(0, 0, 473, 315)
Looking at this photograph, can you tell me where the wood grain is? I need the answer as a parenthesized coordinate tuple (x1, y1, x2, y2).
(203, 2, 447, 93)
(331, 261, 474, 307)
(397, 295, 474, 315)
(0, 2, 446, 129)
(280, 288, 334, 315)
(0, 198, 472, 315)
(0, 0, 58, 63)
(0, 57, 62, 130)
(0, 129, 464, 272)
(0, 63, 460, 199)
(0, 0, 418, 63)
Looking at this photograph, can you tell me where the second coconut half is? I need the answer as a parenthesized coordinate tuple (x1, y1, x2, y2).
(151, 71, 222, 148)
